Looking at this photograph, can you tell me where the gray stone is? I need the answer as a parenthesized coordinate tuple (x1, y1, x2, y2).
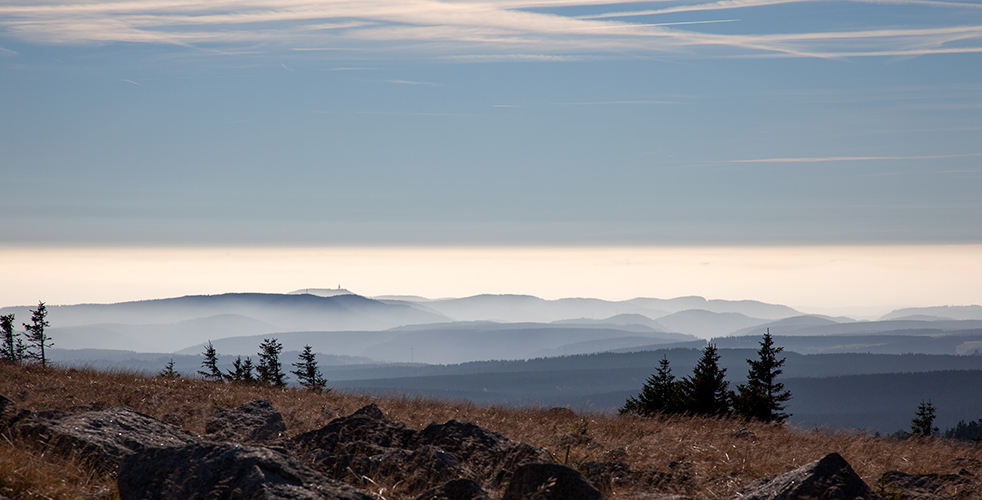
(502, 463, 607, 500)
(18, 406, 198, 470)
(294, 404, 417, 454)
(118, 441, 374, 500)
(414, 479, 491, 500)
(412, 420, 548, 480)
(878, 471, 953, 500)
(206, 399, 287, 445)
(735, 452, 882, 500)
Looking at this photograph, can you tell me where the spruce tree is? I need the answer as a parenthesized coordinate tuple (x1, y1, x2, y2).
(734, 330, 791, 422)
(1, 313, 25, 362)
(622, 355, 682, 416)
(23, 302, 52, 368)
(227, 355, 256, 384)
(910, 400, 939, 437)
(159, 358, 180, 379)
(681, 343, 730, 416)
(291, 345, 327, 392)
(198, 340, 223, 381)
(257, 338, 287, 387)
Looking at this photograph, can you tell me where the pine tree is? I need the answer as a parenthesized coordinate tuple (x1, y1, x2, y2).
(226, 355, 256, 384)
(734, 329, 791, 423)
(291, 345, 327, 392)
(198, 340, 223, 381)
(1, 313, 25, 362)
(159, 358, 180, 379)
(257, 338, 286, 387)
(681, 343, 730, 416)
(23, 302, 52, 368)
(910, 400, 939, 437)
(621, 355, 682, 416)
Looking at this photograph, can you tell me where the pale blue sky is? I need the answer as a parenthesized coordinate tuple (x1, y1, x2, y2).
(2, 0, 982, 247)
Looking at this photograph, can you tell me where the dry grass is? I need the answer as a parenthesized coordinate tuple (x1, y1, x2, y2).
(2, 362, 981, 499)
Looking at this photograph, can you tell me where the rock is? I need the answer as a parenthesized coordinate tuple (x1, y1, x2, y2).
(205, 399, 287, 445)
(159, 413, 185, 427)
(294, 404, 416, 454)
(878, 471, 954, 500)
(602, 448, 629, 462)
(948, 457, 981, 473)
(296, 405, 548, 496)
(581, 460, 631, 495)
(502, 463, 607, 500)
(733, 427, 757, 442)
(735, 452, 882, 500)
(412, 419, 548, 479)
(0, 394, 31, 433)
(118, 441, 374, 500)
(18, 407, 199, 470)
(559, 433, 595, 448)
(375, 445, 468, 492)
(414, 479, 491, 500)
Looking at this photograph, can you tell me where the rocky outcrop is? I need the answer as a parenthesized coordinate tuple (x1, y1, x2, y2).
(14, 406, 199, 470)
(502, 463, 607, 500)
(118, 441, 374, 500)
(205, 399, 287, 445)
(734, 452, 882, 500)
(295, 405, 549, 498)
(294, 404, 416, 454)
(414, 479, 492, 500)
(878, 471, 955, 500)
(878, 468, 979, 500)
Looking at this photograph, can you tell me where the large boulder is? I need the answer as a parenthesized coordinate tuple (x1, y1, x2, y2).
(734, 452, 882, 500)
(118, 441, 374, 500)
(294, 404, 417, 454)
(501, 463, 607, 500)
(206, 399, 287, 445)
(17, 406, 198, 470)
(414, 479, 491, 500)
(412, 420, 549, 479)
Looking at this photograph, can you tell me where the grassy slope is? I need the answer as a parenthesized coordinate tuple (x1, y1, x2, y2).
(2, 362, 981, 500)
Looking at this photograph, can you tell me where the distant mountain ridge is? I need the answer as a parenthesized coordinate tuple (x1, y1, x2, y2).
(0, 293, 448, 353)
(880, 305, 982, 321)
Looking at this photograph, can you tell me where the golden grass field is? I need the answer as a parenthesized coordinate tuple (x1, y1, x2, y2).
(2, 362, 980, 500)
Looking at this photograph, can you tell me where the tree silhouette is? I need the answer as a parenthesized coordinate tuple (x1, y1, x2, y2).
(291, 345, 327, 392)
(910, 400, 938, 437)
(622, 355, 682, 416)
(681, 343, 730, 416)
(733, 329, 792, 423)
(1, 313, 25, 362)
(159, 358, 180, 379)
(227, 355, 256, 384)
(198, 340, 223, 381)
(23, 302, 52, 368)
(257, 338, 286, 387)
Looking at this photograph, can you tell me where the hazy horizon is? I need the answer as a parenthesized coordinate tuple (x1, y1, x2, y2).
(3, 0, 980, 316)
(2, 245, 980, 319)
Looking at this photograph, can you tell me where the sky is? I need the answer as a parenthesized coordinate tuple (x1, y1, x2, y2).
(1, 0, 981, 311)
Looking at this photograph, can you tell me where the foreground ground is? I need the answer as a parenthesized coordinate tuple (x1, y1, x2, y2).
(1, 362, 980, 499)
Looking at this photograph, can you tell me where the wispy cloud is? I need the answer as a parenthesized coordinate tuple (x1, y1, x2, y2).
(554, 100, 679, 105)
(385, 79, 442, 86)
(0, 0, 979, 60)
(121, 79, 141, 84)
(722, 153, 982, 163)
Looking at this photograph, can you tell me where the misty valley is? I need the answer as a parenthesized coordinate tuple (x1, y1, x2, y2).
(3, 290, 982, 434)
